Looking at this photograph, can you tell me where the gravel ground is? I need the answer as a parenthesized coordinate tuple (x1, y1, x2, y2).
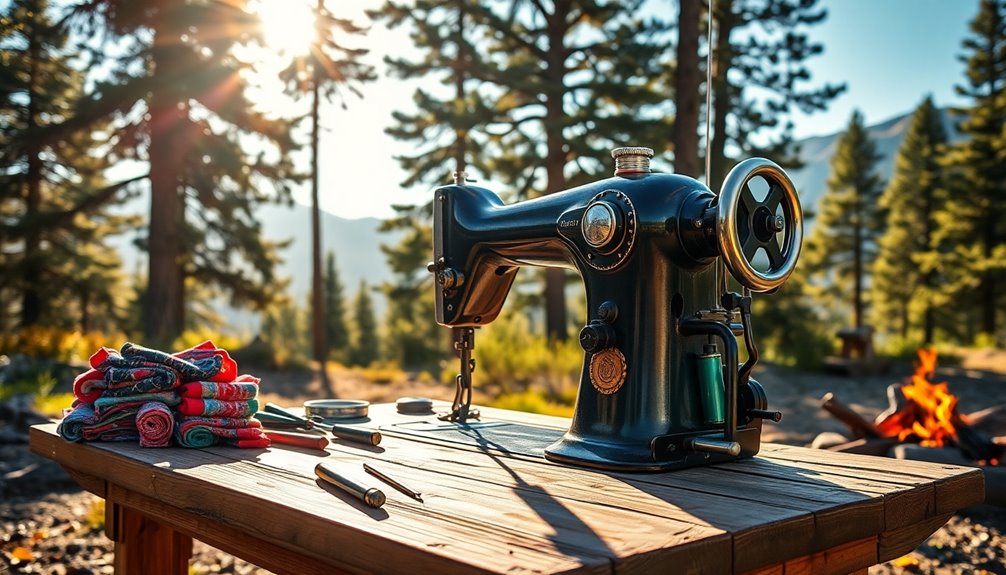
(2, 359, 1004, 574)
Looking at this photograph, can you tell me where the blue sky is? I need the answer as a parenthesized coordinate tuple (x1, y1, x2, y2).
(309, 0, 978, 220)
(790, 0, 975, 138)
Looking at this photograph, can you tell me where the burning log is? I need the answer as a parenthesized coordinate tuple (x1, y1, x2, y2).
(872, 349, 1004, 465)
(817, 348, 1006, 477)
(820, 392, 882, 438)
(965, 404, 1006, 438)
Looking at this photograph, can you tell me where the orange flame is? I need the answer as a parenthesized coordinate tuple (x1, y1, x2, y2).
(877, 348, 959, 447)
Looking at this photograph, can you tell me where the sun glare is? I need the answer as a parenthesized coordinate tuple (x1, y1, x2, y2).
(255, 0, 315, 57)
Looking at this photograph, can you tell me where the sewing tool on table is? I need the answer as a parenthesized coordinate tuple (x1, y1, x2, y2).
(260, 403, 382, 446)
(363, 462, 423, 503)
(315, 462, 386, 508)
(263, 429, 330, 451)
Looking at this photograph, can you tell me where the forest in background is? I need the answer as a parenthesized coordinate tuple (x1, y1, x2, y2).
(1, 0, 1005, 408)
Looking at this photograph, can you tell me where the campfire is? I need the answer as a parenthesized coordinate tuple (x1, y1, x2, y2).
(871, 348, 1002, 465)
(815, 348, 1005, 505)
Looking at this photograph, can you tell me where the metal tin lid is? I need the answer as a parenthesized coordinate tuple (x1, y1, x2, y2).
(396, 396, 434, 414)
(303, 399, 370, 420)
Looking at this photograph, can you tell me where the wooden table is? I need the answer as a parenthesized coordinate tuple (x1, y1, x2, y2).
(30, 402, 983, 575)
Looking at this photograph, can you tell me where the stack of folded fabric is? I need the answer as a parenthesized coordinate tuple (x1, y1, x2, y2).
(58, 341, 269, 449)
(174, 375, 268, 448)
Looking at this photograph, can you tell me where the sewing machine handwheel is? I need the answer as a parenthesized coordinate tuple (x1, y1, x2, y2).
(716, 158, 803, 292)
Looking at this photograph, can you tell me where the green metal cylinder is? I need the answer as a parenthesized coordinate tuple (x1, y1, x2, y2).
(697, 345, 725, 425)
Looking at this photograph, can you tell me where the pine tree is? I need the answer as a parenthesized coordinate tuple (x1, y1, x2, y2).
(465, 2, 673, 340)
(277, 1, 374, 379)
(706, 0, 845, 188)
(938, 0, 1006, 344)
(370, 1, 494, 366)
(378, 215, 446, 368)
(371, 0, 495, 189)
(66, 0, 299, 345)
(804, 110, 885, 329)
(323, 251, 349, 361)
(0, 0, 135, 330)
(870, 97, 948, 344)
(349, 280, 379, 367)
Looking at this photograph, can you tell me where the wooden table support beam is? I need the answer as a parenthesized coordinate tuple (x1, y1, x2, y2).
(106, 500, 192, 575)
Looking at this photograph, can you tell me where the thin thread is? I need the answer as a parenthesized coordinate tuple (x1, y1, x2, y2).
(704, 0, 727, 297)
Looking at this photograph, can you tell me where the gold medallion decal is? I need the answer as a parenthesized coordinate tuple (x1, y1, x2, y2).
(589, 348, 627, 395)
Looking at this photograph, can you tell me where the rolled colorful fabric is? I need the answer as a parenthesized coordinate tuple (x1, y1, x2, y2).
(57, 403, 94, 442)
(177, 397, 259, 418)
(137, 402, 174, 447)
(179, 376, 259, 401)
(174, 416, 269, 448)
(58, 403, 139, 443)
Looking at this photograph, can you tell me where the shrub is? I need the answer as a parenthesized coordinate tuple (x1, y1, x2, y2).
(0, 327, 126, 363)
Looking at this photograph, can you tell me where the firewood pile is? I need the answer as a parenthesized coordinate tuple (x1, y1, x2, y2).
(813, 349, 1006, 506)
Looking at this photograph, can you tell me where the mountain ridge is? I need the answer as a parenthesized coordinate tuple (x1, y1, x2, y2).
(112, 106, 947, 332)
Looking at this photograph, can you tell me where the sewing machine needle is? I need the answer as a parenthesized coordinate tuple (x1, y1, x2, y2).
(363, 463, 423, 503)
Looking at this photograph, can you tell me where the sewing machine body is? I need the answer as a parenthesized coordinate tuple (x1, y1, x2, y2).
(431, 151, 799, 471)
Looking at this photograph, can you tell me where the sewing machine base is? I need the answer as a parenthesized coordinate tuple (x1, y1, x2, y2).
(380, 418, 763, 472)
(544, 424, 763, 472)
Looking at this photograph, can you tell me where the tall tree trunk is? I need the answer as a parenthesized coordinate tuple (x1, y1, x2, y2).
(543, 4, 568, 341)
(673, 0, 700, 177)
(853, 218, 863, 329)
(900, 302, 908, 340)
(21, 25, 42, 327)
(923, 307, 935, 345)
(145, 25, 187, 344)
(709, 0, 735, 190)
(310, 0, 334, 396)
(981, 212, 997, 338)
(454, 4, 467, 175)
(80, 288, 91, 332)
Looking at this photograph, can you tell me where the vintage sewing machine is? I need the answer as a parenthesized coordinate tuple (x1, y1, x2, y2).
(428, 147, 803, 471)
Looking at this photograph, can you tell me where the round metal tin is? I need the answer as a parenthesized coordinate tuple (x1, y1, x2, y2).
(396, 396, 434, 414)
(303, 399, 370, 420)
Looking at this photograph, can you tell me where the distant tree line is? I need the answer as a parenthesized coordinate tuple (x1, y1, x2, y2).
(4, 0, 999, 374)
(804, 0, 1006, 350)
(371, 0, 843, 369)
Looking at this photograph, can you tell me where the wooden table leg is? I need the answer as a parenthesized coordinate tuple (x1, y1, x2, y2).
(106, 500, 193, 574)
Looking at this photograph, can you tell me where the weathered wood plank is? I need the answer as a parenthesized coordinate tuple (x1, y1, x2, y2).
(758, 443, 985, 515)
(877, 513, 952, 563)
(30, 403, 981, 575)
(30, 425, 679, 575)
(62, 467, 105, 498)
(739, 537, 877, 575)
